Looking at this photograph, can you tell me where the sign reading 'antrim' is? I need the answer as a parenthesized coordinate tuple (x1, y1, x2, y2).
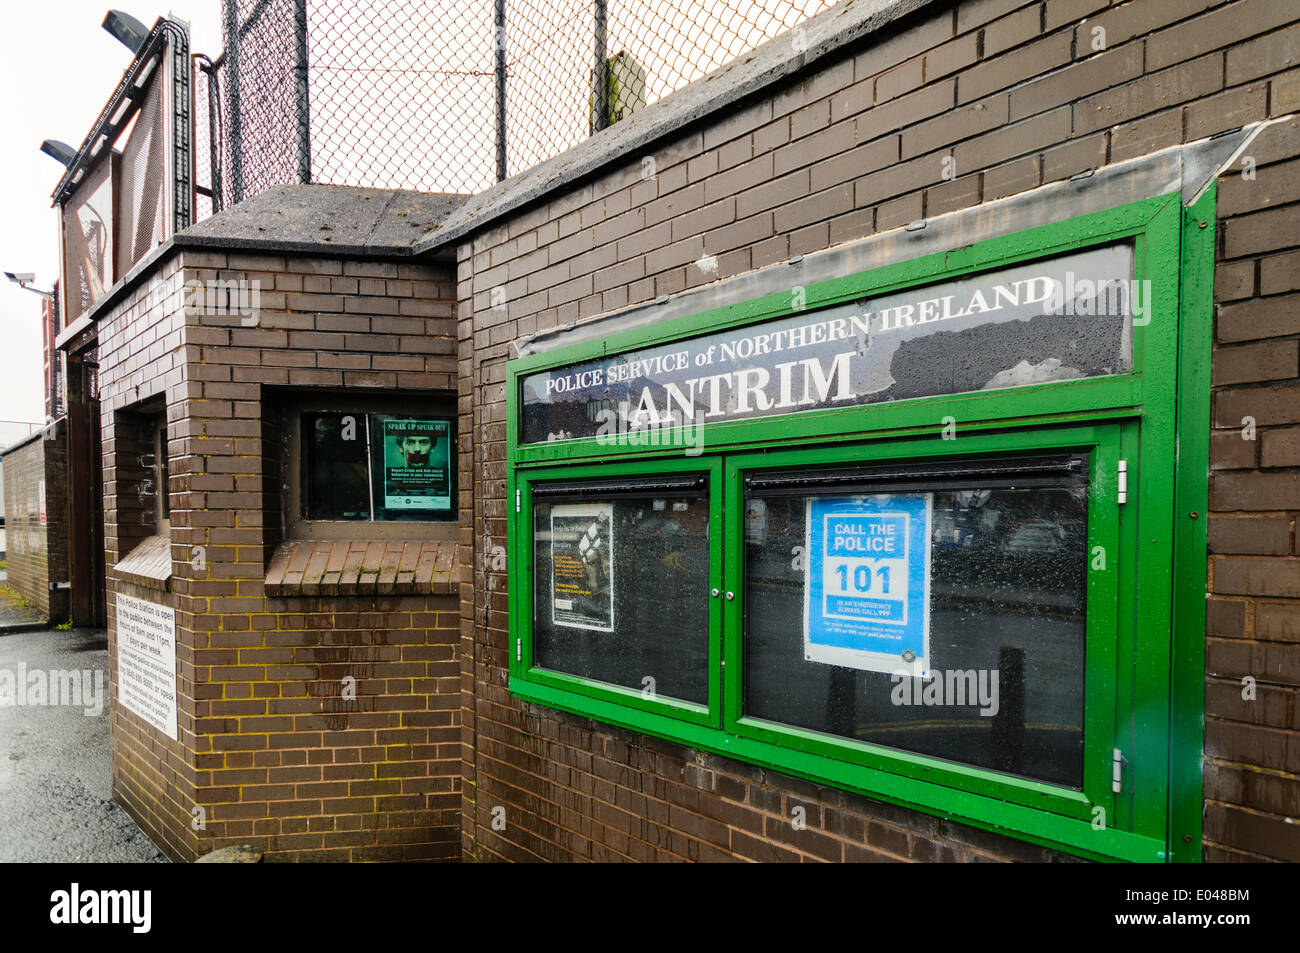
(521, 244, 1137, 443)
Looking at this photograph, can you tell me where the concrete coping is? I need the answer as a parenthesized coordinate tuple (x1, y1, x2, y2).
(0, 418, 62, 458)
(57, 185, 468, 350)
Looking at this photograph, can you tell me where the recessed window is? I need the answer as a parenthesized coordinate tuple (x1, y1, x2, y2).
(302, 411, 453, 522)
(274, 392, 458, 543)
(111, 401, 173, 588)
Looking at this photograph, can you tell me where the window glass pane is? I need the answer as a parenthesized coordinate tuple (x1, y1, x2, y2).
(303, 413, 370, 520)
(743, 462, 1088, 788)
(369, 414, 456, 521)
(533, 480, 711, 705)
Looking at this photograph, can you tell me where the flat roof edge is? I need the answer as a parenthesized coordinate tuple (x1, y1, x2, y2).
(55, 227, 445, 351)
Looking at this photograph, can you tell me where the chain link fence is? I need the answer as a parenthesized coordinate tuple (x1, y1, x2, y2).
(202, 0, 836, 211)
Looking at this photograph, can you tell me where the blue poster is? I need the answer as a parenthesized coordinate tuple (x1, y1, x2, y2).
(804, 494, 932, 677)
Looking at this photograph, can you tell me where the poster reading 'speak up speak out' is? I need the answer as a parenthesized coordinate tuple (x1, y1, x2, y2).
(380, 417, 452, 512)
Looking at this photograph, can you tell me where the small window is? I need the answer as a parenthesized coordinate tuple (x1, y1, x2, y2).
(112, 401, 173, 588)
(278, 392, 458, 542)
(303, 412, 370, 520)
(301, 412, 455, 522)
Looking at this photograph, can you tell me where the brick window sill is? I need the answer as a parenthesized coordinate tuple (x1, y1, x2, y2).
(112, 534, 173, 592)
(265, 539, 461, 597)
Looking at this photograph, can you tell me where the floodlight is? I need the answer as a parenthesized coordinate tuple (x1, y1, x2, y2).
(40, 140, 77, 166)
(102, 9, 150, 53)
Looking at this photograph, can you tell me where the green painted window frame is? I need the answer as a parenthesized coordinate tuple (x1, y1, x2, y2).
(518, 455, 725, 726)
(504, 189, 1214, 863)
(721, 425, 1124, 824)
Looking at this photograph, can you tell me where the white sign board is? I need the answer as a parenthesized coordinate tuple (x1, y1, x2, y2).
(116, 594, 178, 740)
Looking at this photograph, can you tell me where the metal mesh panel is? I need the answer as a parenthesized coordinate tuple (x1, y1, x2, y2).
(116, 69, 170, 275)
(308, 0, 497, 193)
(62, 157, 115, 322)
(208, 0, 837, 200)
(194, 58, 216, 221)
(220, 0, 305, 205)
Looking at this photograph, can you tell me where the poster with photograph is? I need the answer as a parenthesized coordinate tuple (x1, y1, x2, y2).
(378, 417, 452, 511)
(804, 493, 932, 677)
(550, 502, 615, 632)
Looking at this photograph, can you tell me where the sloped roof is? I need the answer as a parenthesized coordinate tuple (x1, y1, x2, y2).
(179, 183, 467, 256)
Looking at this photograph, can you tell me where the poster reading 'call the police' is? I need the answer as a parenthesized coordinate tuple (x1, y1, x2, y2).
(804, 494, 932, 677)
(380, 417, 452, 511)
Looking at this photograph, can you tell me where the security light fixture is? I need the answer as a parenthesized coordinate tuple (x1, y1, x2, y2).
(40, 140, 78, 167)
(102, 9, 150, 53)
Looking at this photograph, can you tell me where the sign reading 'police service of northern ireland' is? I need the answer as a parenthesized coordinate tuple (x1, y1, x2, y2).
(521, 244, 1138, 443)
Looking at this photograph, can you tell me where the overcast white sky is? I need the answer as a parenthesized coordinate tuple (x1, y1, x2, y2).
(0, 1, 220, 450)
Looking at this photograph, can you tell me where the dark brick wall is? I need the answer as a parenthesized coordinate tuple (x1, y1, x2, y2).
(459, 0, 1300, 861)
(99, 250, 464, 861)
(98, 256, 190, 859)
(2, 420, 69, 621)
(1203, 116, 1300, 864)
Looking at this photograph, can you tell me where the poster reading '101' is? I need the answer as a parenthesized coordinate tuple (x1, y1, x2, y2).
(804, 494, 932, 678)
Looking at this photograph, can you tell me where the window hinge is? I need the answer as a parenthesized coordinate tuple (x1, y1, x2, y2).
(1112, 747, 1126, 793)
(516, 638, 522, 662)
(1117, 459, 1128, 504)
(516, 489, 521, 513)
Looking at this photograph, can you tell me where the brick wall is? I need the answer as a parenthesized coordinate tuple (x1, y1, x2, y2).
(1203, 115, 1300, 863)
(459, 0, 1300, 861)
(97, 255, 190, 859)
(1, 420, 69, 621)
(99, 248, 464, 861)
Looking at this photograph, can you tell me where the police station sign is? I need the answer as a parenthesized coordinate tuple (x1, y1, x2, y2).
(521, 244, 1137, 443)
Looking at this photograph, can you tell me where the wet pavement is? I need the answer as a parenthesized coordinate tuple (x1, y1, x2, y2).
(0, 626, 165, 862)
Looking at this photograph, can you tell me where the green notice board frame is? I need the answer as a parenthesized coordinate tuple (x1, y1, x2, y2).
(504, 189, 1213, 862)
